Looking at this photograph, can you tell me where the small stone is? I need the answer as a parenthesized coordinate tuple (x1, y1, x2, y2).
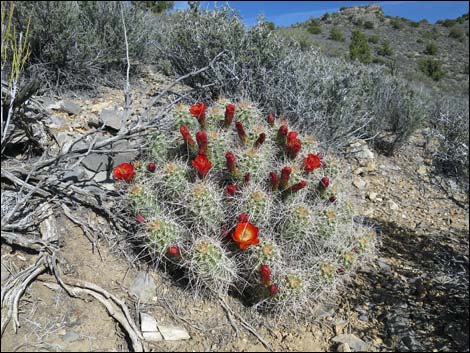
(332, 334, 369, 352)
(417, 165, 427, 177)
(63, 330, 80, 343)
(157, 325, 191, 341)
(353, 176, 368, 190)
(88, 116, 101, 128)
(337, 343, 352, 352)
(82, 153, 111, 173)
(45, 115, 67, 129)
(359, 314, 369, 322)
(388, 200, 399, 211)
(60, 100, 81, 115)
(129, 272, 157, 303)
(367, 192, 377, 201)
(141, 313, 158, 332)
(143, 331, 163, 342)
(101, 107, 122, 131)
(334, 319, 347, 335)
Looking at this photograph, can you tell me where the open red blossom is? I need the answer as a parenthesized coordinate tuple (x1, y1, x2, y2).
(224, 104, 236, 128)
(267, 113, 275, 126)
(189, 102, 207, 128)
(192, 152, 212, 178)
(259, 265, 272, 285)
(280, 166, 292, 190)
(238, 213, 249, 223)
(113, 163, 135, 182)
(269, 283, 279, 296)
(235, 121, 248, 144)
(232, 221, 259, 250)
(180, 125, 195, 147)
(253, 133, 266, 149)
(167, 245, 181, 258)
(303, 153, 322, 172)
(196, 131, 208, 153)
(225, 151, 237, 173)
(225, 184, 237, 196)
(269, 172, 279, 191)
(286, 136, 302, 159)
(319, 177, 330, 189)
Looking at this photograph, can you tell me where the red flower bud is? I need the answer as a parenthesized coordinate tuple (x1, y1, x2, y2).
(238, 213, 249, 223)
(224, 104, 235, 128)
(287, 131, 298, 143)
(259, 265, 272, 285)
(225, 184, 237, 196)
(286, 135, 302, 159)
(277, 125, 288, 143)
(180, 125, 195, 147)
(336, 266, 345, 275)
(280, 166, 292, 190)
(244, 173, 251, 186)
(269, 172, 279, 191)
(329, 195, 337, 203)
(291, 180, 307, 193)
(196, 131, 208, 153)
(267, 113, 275, 126)
(253, 133, 266, 149)
(269, 283, 279, 296)
(225, 151, 237, 173)
(235, 121, 248, 144)
(136, 214, 145, 223)
(167, 245, 181, 258)
(319, 177, 330, 189)
(147, 162, 156, 172)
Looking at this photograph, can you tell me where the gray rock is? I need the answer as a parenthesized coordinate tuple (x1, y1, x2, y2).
(88, 116, 101, 128)
(141, 312, 158, 332)
(82, 154, 111, 173)
(332, 334, 369, 352)
(101, 108, 122, 130)
(62, 330, 80, 343)
(337, 343, 352, 352)
(62, 167, 87, 182)
(367, 192, 377, 201)
(143, 331, 164, 342)
(129, 272, 156, 303)
(157, 325, 191, 341)
(55, 132, 86, 153)
(377, 258, 392, 275)
(45, 115, 66, 129)
(41, 97, 61, 112)
(359, 314, 369, 322)
(353, 176, 368, 190)
(60, 100, 81, 115)
(388, 200, 400, 211)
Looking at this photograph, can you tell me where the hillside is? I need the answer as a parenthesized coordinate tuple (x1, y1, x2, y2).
(277, 4, 469, 95)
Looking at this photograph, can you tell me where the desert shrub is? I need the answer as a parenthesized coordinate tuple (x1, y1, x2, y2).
(368, 34, 379, 44)
(390, 19, 402, 29)
(377, 39, 393, 56)
(449, 27, 464, 40)
(306, 19, 321, 34)
(349, 30, 372, 64)
(120, 99, 375, 317)
(363, 21, 374, 29)
(423, 28, 439, 41)
(409, 20, 420, 28)
(419, 58, 445, 81)
(12, 1, 157, 91)
(329, 27, 345, 42)
(428, 96, 469, 183)
(424, 42, 438, 55)
(439, 19, 457, 27)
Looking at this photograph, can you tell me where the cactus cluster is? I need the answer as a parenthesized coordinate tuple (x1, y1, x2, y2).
(116, 99, 375, 317)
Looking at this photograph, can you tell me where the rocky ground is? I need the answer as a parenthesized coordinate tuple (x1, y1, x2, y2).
(1, 69, 468, 352)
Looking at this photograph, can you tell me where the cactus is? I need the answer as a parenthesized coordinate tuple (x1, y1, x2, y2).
(118, 100, 375, 318)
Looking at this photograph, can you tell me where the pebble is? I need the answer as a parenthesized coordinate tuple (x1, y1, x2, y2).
(129, 272, 157, 303)
(332, 334, 369, 352)
(353, 176, 368, 190)
(337, 343, 352, 352)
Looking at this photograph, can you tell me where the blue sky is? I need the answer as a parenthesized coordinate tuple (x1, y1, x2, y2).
(172, 1, 469, 27)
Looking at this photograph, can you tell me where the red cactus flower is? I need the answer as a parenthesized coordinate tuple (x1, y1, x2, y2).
(167, 245, 181, 258)
(136, 214, 145, 223)
(329, 195, 337, 203)
(286, 136, 302, 159)
(319, 177, 330, 189)
(189, 102, 207, 128)
(303, 153, 322, 172)
(235, 121, 248, 144)
(224, 104, 236, 128)
(267, 113, 275, 126)
(147, 162, 156, 172)
(180, 125, 196, 147)
(269, 283, 279, 296)
(225, 184, 237, 196)
(238, 213, 249, 223)
(225, 151, 237, 173)
(253, 133, 266, 149)
(280, 166, 292, 190)
(192, 152, 212, 178)
(113, 163, 135, 182)
(259, 265, 272, 285)
(232, 221, 260, 250)
(196, 131, 208, 153)
(243, 173, 251, 186)
(269, 172, 279, 191)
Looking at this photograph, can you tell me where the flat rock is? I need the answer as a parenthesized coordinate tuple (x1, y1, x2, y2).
(143, 331, 163, 342)
(157, 325, 191, 341)
(45, 115, 67, 129)
(129, 272, 156, 303)
(332, 334, 369, 352)
(60, 100, 81, 115)
(82, 153, 111, 173)
(337, 343, 352, 352)
(353, 176, 368, 190)
(101, 107, 122, 130)
(141, 312, 158, 332)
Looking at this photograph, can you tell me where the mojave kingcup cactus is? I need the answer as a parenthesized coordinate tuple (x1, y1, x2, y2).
(115, 99, 375, 317)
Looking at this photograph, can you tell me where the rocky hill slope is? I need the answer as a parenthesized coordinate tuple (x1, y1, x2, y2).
(277, 4, 469, 95)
